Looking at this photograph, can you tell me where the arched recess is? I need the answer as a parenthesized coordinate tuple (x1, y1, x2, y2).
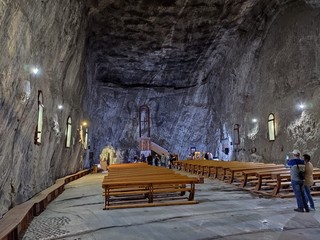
(79, 124, 88, 149)
(34, 91, 44, 145)
(65, 116, 72, 148)
(268, 113, 276, 141)
(84, 128, 88, 149)
(139, 105, 150, 138)
(233, 124, 240, 145)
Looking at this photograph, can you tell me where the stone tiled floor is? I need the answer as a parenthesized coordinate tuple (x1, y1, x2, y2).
(23, 172, 320, 240)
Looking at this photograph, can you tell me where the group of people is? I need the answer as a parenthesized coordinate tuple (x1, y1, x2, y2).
(286, 149, 315, 212)
(188, 151, 214, 160)
(146, 153, 176, 168)
(133, 153, 176, 168)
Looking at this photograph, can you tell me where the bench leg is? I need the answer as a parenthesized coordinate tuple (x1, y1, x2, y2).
(228, 172, 234, 184)
(103, 187, 110, 210)
(255, 177, 263, 191)
(188, 183, 195, 201)
(272, 179, 282, 196)
(241, 175, 248, 188)
(148, 184, 153, 203)
(180, 184, 186, 196)
(213, 168, 218, 179)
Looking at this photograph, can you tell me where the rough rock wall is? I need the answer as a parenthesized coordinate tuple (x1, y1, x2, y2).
(86, 0, 224, 161)
(86, 80, 212, 162)
(211, 1, 320, 165)
(86, 0, 320, 165)
(0, 0, 87, 217)
(85, 0, 285, 161)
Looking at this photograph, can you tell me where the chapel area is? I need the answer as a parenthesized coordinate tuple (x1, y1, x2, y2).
(1, 0, 320, 239)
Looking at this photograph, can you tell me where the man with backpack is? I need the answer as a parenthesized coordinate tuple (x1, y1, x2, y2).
(286, 149, 309, 212)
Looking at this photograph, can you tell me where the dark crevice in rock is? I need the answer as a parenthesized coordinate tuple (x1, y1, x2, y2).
(97, 81, 199, 90)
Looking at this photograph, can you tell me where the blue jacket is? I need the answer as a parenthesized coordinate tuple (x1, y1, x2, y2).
(287, 158, 305, 181)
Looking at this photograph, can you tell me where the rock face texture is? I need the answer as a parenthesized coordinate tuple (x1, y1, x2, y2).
(0, 1, 87, 217)
(86, 0, 320, 164)
(1, 0, 320, 219)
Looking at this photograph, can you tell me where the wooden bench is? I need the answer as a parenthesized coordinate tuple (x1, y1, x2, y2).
(270, 171, 320, 197)
(176, 160, 220, 174)
(175, 160, 279, 183)
(174, 159, 320, 200)
(192, 160, 218, 175)
(0, 169, 90, 240)
(238, 166, 286, 188)
(102, 177, 198, 210)
(173, 160, 184, 170)
(254, 169, 290, 192)
(224, 164, 282, 184)
(211, 162, 267, 180)
(102, 164, 199, 210)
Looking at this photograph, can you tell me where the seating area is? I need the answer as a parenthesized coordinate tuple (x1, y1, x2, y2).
(102, 163, 200, 210)
(0, 169, 90, 240)
(173, 160, 320, 198)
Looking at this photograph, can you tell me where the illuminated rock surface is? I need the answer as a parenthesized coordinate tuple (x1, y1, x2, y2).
(0, 1, 88, 217)
(86, 0, 320, 165)
(1, 0, 320, 219)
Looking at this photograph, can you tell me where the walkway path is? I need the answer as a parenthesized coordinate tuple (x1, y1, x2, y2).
(22, 172, 320, 240)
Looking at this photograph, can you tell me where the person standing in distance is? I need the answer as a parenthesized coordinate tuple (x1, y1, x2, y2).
(287, 149, 309, 212)
(303, 154, 315, 211)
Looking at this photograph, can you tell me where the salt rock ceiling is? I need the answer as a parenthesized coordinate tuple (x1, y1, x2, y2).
(86, 0, 287, 88)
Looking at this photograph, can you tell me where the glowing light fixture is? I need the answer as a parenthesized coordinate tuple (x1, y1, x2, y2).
(31, 67, 39, 75)
(82, 121, 87, 126)
(58, 105, 63, 110)
(298, 103, 305, 110)
(252, 118, 258, 123)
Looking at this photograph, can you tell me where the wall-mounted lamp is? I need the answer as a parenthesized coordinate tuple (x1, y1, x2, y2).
(58, 105, 63, 110)
(252, 118, 258, 123)
(31, 67, 40, 75)
(82, 121, 88, 127)
(298, 103, 305, 110)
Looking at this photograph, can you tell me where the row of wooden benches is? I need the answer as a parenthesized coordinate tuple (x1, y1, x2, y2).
(173, 160, 320, 198)
(102, 163, 200, 210)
